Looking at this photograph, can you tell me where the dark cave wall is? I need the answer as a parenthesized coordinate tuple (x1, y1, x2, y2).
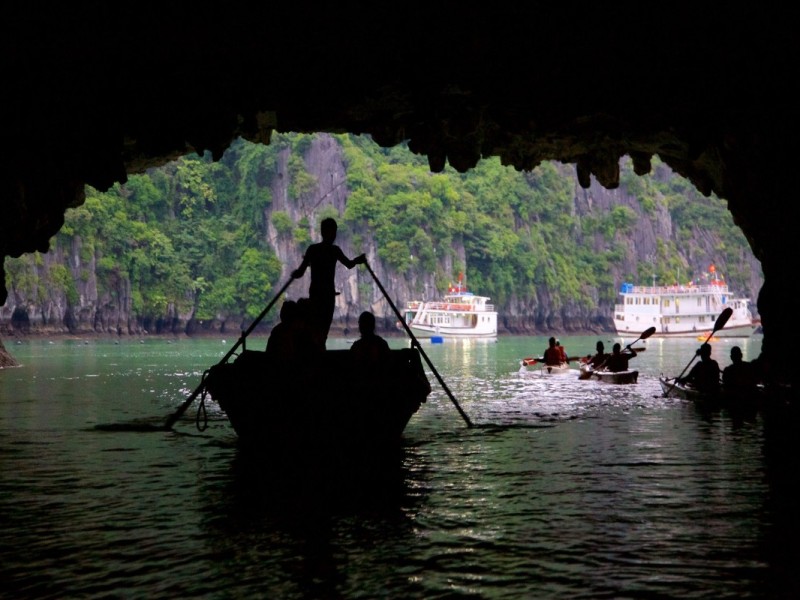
(0, 4, 796, 390)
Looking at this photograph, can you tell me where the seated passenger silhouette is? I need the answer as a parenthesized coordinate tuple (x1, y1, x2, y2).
(291, 298, 319, 357)
(350, 311, 390, 368)
(266, 299, 298, 359)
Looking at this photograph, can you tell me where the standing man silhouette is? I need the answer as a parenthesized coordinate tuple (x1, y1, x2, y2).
(292, 217, 366, 349)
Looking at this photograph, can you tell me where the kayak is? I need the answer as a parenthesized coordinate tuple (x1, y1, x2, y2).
(580, 363, 638, 384)
(521, 359, 573, 375)
(659, 375, 764, 405)
(594, 369, 638, 384)
(540, 363, 572, 375)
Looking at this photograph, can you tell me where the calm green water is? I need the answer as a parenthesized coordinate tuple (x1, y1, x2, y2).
(1, 333, 797, 598)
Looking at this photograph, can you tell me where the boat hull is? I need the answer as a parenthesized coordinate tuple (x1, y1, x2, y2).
(595, 369, 638, 384)
(658, 375, 764, 406)
(402, 287, 498, 339)
(616, 324, 755, 339)
(409, 324, 497, 339)
(613, 272, 755, 339)
(580, 364, 639, 384)
(204, 348, 431, 465)
(521, 362, 573, 375)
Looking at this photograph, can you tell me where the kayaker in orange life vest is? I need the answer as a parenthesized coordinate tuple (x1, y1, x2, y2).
(543, 337, 563, 366)
(556, 339, 568, 362)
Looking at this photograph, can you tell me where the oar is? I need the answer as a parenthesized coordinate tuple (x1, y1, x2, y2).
(364, 262, 473, 428)
(662, 307, 732, 398)
(161, 277, 296, 430)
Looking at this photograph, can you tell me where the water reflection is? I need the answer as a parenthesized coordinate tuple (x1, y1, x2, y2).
(4, 334, 799, 598)
(196, 440, 434, 598)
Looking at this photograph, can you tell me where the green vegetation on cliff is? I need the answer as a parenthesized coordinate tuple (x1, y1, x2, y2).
(2, 133, 761, 333)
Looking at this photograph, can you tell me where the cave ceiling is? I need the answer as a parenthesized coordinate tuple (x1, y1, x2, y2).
(1, 3, 798, 385)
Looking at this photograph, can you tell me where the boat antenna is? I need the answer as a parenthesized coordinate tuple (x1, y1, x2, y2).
(363, 261, 473, 428)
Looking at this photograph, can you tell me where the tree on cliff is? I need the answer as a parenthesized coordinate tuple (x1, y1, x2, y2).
(0, 133, 762, 335)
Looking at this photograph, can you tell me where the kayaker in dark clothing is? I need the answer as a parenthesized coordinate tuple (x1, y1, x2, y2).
(604, 342, 637, 373)
(680, 343, 721, 393)
(722, 345, 757, 390)
(587, 341, 608, 368)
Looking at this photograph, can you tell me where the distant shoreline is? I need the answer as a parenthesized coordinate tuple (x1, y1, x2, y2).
(1, 327, 615, 342)
(1, 321, 610, 341)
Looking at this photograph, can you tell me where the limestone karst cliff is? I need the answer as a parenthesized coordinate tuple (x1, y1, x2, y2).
(0, 136, 761, 337)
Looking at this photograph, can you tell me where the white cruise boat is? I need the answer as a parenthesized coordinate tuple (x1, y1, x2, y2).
(400, 276, 498, 339)
(613, 265, 755, 338)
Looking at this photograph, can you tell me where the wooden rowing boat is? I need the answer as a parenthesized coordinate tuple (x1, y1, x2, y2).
(204, 348, 431, 466)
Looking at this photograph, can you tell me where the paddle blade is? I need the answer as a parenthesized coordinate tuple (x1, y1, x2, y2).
(641, 326, 657, 340)
(713, 307, 733, 332)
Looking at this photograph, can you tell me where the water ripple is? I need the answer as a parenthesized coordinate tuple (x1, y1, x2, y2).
(1, 336, 796, 598)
